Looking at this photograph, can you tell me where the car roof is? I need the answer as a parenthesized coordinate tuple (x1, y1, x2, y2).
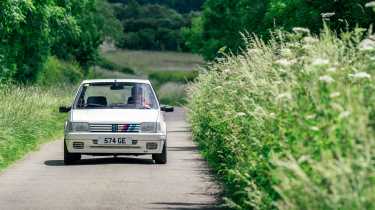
(81, 79, 151, 85)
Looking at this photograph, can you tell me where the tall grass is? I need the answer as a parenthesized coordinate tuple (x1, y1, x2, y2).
(0, 85, 73, 170)
(188, 28, 375, 209)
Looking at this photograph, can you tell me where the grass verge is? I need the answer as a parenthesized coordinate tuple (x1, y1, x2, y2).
(0, 85, 74, 171)
(188, 28, 375, 209)
(149, 70, 198, 106)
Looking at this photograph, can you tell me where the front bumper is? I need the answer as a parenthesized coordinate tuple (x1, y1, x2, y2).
(65, 132, 166, 154)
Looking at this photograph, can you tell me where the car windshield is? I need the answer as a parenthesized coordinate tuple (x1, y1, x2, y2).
(75, 82, 158, 109)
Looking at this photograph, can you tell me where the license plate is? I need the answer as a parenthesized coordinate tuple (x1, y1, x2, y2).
(99, 137, 130, 145)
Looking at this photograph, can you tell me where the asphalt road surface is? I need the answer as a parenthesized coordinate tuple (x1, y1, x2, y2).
(0, 108, 221, 210)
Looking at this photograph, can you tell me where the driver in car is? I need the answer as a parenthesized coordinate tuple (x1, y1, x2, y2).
(128, 86, 151, 109)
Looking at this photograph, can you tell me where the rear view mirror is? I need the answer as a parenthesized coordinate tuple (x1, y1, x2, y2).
(160, 105, 174, 112)
(59, 106, 71, 113)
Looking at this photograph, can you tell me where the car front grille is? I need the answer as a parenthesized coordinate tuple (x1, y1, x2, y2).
(89, 123, 140, 133)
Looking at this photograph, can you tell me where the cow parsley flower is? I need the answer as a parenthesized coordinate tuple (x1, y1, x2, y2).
(339, 111, 351, 119)
(303, 37, 319, 44)
(349, 72, 371, 79)
(365, 1, 375, 8)
(280, 48, 292, 57)
(292, 27, 310, 34)
(327, 67, 337, 72)
(359, 38, 375, 51)
(330, 92, 341, 98)
(276, 59, 295, 66)
(277, 92, 292, 100)
(319, 75, 334, 83)
(312, 58, 330, 66)
(236, 112, 246, 117)
(321, 12, 335, 18)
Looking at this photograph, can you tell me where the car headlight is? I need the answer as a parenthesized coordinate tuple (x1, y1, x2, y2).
(141, 122, 160, 133)
(68, 122, 89, 132)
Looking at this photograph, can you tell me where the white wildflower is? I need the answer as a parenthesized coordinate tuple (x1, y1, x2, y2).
(298, 155, 310, 163)
(365, 1, 375, 8)
(280, 48, 293, 57)
(236, 112, 246, 117)
(312, 58, 330, 66)
(276, 59, 296, 66)
(310, 126, 319, 131)
(249, 48, 261, 54)
(339, 111, 351, 119)
(359, 38, 375, 51)
(292, 27, 310, 34)
(319, 75, 334, 83)
(223, 69, 231, 74)
(303, 36, 319, 44)
(349, 72, 371, 79)
(321, 12, 335, 18)
(277, 92, 292, 100)
(276, 59, 291, 66)
(305, 114, 316, 120)
(327, 67, 337, 72)
(330, 92, 341, 98)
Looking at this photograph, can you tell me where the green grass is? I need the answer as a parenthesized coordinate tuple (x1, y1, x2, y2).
(188, 28, 375, 210)
(149, 70, 198, 106)
(97, 56, 135, 75)
(102, 49, 204, 73)
(0, 85, 74, 171)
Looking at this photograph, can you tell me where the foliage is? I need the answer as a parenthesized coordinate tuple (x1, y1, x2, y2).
(36, 57, 84, 86)
(185, 0, 375, 60)
(0, 0, 121, 83)
(113, 1, 197, 51)
(108, 0, 205, 13)
(188, 28, 375, 209)
(149, 70, 197, 85)
(149, 70, 197, 105)
(0, 85, 73, 171)
(156, 82, 188, 105)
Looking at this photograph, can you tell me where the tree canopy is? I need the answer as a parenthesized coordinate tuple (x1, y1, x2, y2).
(184, 0, 375, 60)
(0, 0, 121, 83)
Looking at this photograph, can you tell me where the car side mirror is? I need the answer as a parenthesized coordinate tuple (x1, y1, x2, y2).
(160, 105, 174, 112)
(59, 106, 71, 113)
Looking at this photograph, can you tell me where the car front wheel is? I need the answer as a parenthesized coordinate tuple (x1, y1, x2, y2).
(152, 141, 167, 164)
(64, 141, 81, 165)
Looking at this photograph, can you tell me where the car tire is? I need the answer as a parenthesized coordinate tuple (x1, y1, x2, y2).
(64, 141, 81, 165)
(152, 141, 167, 164)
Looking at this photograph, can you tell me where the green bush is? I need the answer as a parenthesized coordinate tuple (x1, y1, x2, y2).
(0, 85, 74, 171)
(188, 28, 375, 209)
(149, 70, 198, 85)
(36, 57, 83, 86)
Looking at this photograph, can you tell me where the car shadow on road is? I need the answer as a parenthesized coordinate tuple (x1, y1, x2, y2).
(44, 156, 154, 166)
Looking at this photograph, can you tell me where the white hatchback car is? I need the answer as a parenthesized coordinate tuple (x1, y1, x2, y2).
(59, 79, 174, 165)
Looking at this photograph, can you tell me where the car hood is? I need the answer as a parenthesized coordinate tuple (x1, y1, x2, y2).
(70, 109, 160, 123)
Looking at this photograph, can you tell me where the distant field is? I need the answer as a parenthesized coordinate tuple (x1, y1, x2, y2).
(96, 49, 203, 106)
(102, 50, 204, 73)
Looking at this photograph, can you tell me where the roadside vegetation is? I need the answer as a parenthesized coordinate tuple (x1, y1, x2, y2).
(0, 85, 74, 171)
(188, 27, 375, 209)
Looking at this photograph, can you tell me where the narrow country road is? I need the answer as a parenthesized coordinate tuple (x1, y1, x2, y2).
(0, 108, 221, 210)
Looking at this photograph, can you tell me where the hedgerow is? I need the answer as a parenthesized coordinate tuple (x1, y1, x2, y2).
(188, 27, 375, 209)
